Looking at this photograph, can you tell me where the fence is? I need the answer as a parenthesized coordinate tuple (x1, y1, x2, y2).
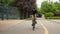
(0, 4, 20, 20)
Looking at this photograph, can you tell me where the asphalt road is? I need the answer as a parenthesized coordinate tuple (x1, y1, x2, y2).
(0, 19, 60, 34)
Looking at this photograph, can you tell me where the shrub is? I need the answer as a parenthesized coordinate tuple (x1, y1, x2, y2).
(45, 12, 54, 17)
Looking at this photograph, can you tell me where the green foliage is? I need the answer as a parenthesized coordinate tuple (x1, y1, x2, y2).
(46, 17, 60, 19)
(0, 0, 16, 5)
(45, 12, 54, 17)
(39, 1, 60, 19)
(54, 2, 60, 10)
(41, 1, 53, 13)
(40, 1, 60, 14)
(39, 8, 45, 14)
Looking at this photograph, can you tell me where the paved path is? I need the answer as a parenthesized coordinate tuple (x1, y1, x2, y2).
(0, 18, 60, 34)
(0, 20, 24, 30)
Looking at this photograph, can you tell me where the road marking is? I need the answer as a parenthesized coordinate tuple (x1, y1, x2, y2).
(40, 22, 49, 34)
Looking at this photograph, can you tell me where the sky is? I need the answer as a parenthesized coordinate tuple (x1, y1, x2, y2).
(36, 0, 59, 8)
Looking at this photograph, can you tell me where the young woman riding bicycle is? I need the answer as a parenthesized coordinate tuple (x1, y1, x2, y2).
(31, 8, 37, 31)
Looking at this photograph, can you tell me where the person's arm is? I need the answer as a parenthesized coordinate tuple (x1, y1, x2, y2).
(32, 14, 37, 20)
(35, 14, 37, 20)
(32, 15, 34, 20)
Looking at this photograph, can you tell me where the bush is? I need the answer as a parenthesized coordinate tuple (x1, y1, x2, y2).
(47, 17, 60, 19)
(45, 12, 54, 17)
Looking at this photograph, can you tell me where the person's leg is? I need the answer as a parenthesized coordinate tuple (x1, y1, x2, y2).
(32, 20, 36, 31)
(33, 25, 35, 31)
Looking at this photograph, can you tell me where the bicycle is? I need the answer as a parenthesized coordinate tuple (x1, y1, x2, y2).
(32, 20, 37, 31)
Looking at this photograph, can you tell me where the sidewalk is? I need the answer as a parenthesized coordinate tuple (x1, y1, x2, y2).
(0, 20, 24, 30)
(49, 20, 60, 24)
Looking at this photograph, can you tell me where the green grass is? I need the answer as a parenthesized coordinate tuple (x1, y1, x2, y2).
(45, 16, 60, 19)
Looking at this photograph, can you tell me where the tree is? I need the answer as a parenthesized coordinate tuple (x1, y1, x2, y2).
(16, 0, 36, 19)
(0, 0, 36, 19)
(54, 2, 60, 12)
(41, 1, 51, 13)
(40, 1, 59, 14)
(0, 0, 16, 4)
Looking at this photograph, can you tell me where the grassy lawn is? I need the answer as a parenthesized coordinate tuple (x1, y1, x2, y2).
(46, 16, 60, 19)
